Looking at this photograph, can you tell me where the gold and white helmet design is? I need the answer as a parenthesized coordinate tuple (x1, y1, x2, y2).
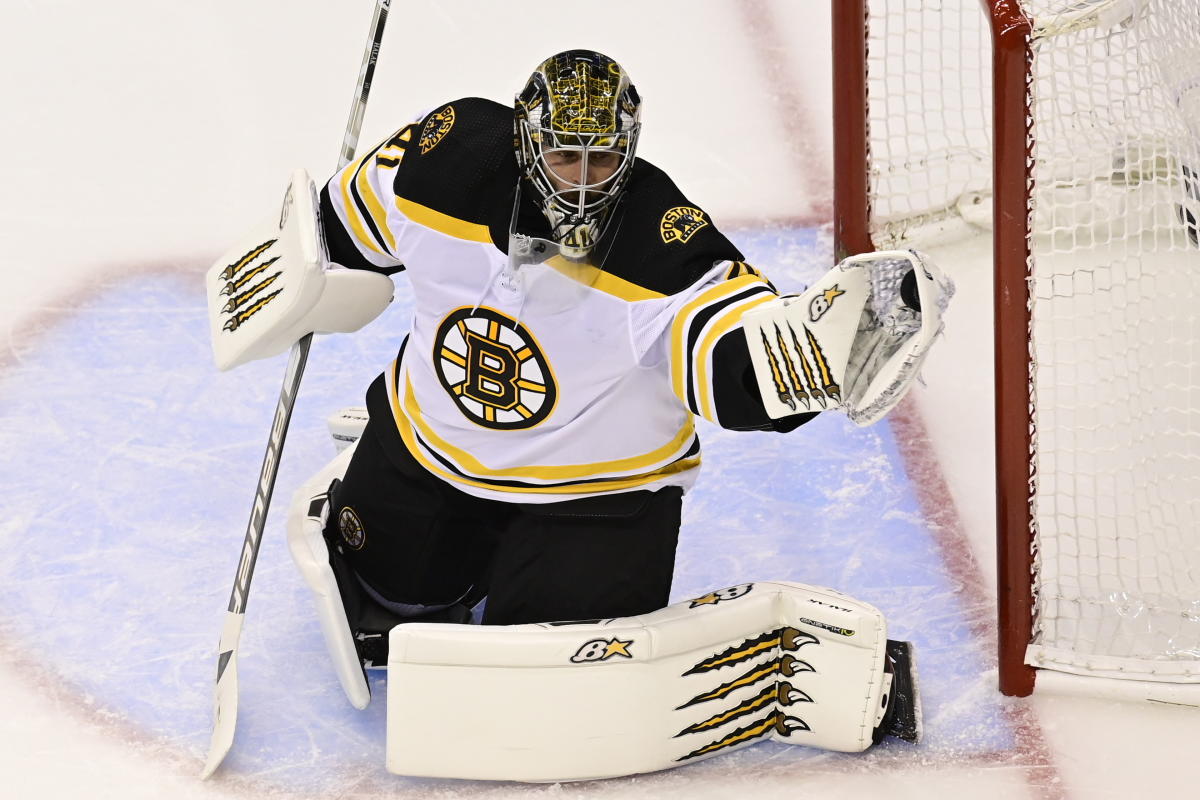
(515, 50, 642, 255)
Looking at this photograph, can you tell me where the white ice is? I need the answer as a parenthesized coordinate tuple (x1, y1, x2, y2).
(0, 2, 1196, 798)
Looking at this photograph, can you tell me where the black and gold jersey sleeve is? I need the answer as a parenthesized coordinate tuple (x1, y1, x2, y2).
(318, 97, 521, 272)
(669, 266, 817, 433)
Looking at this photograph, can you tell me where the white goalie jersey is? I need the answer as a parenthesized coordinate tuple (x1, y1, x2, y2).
(318, 98, 790, 503)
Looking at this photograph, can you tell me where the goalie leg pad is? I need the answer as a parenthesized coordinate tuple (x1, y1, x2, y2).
(286, 446, 472, 710)
(385, 581, 916, 782)
(286, 445, 371, 709)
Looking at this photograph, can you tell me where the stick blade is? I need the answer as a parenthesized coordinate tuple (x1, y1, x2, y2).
(200, 612, 244, 778)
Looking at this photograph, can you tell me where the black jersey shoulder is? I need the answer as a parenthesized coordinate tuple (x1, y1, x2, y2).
(595, 159, 743, 297)
(389, 97, 520, 233)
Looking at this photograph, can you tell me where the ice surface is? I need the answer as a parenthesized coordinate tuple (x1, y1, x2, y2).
(0, 229, 1016, 796)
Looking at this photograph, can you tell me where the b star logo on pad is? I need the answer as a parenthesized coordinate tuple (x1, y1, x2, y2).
(570, 637, 635, 663)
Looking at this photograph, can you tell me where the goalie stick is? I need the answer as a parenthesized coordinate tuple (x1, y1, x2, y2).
(200, 0, 392, 779)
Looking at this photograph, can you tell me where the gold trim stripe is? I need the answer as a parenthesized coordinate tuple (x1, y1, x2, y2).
(395, 197, 493, 243)
(670, 273, 773, 409)
(671, 275, 762, 402)
(395, 368, 695, 481)
(543, 255, 666, 302)
(385, 362, 699, 492)
(338, 150, 390, 257)
(696, 292, 776, 422)
(355, 154, 397, 253)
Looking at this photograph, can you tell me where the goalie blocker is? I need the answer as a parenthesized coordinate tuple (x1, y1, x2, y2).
(743, 250, 954, 426)
(205, 169, 394, 371)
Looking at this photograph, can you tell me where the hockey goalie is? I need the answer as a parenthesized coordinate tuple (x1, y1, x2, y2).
(208, 49, 951, 781)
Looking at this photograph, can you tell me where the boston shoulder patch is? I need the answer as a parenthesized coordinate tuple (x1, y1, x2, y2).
(660, 206, 708, 244)
(433, 306, 557, 429)
(419, 105, 456, 154)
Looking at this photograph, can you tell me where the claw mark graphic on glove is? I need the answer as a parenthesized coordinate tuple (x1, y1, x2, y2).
(759, 319, 841, 411)
(804, 325, 841, 402)
(223, 271, 282, 315)
(775, 324, 811, 410)
(786, 322, 825, 407)
(223, 290, 283, 332)
(758, 327, 795, 410)
(221, 256, 280, 296)
(217, 238, 284, 333)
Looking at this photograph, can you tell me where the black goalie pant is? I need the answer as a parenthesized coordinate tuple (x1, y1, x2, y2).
(326, 420, 683, 626)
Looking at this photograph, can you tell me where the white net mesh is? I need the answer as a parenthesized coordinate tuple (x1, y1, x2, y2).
(863, 0, 1200, 682)
(865, 0, 994, 249)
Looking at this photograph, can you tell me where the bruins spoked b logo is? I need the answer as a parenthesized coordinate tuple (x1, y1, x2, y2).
(338, 507, 365, 550)
(433, 307, 557, 429)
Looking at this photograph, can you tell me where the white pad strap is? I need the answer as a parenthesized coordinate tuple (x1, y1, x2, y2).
(386, 581, 890, 782)
(742, 249, 953, 426)
(206, 169, 394, 371)
(285, 445, 370, 710)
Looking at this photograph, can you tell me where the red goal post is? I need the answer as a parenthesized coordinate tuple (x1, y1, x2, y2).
(833, 0, 1200, 700)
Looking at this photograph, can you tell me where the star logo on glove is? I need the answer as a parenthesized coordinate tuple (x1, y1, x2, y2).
(809, 285, 845, 322)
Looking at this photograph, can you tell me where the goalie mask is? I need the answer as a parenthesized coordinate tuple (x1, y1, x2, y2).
(515, 50, 642, 256)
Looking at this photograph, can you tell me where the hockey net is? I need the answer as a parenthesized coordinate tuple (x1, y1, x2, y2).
(834, 0, 1200, 696)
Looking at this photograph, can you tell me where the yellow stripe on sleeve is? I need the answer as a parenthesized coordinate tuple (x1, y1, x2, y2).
(355, 158, 397, 253)
(338, 151, 389, 257)
(670, 274, 770, 405)
(695, 293, 777, 422)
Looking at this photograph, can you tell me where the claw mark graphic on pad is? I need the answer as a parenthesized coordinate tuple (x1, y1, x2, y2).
(677, 653, 814, 710)
(677, 711, 810, 761)
(683, 627, 816, 675)
(675, 682, 812, 737)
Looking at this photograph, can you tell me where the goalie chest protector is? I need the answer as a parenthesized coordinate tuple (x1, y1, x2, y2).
(323, 98, 760, 503)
